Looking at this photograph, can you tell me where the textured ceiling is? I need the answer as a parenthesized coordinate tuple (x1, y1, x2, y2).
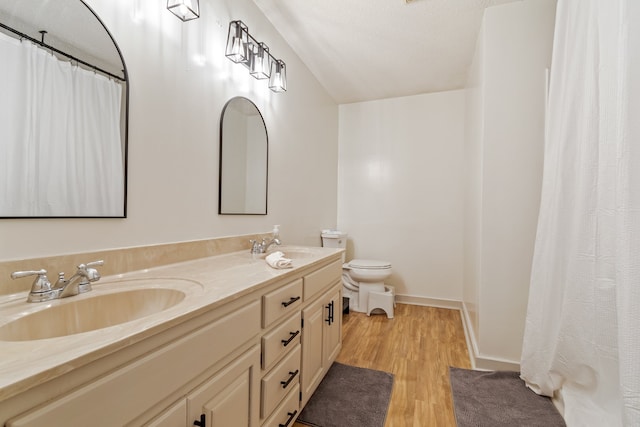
(253, 0, 520, 104)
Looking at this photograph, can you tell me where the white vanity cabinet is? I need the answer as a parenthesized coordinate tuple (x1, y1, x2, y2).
(0, 252, 343, 427)
(300, 260, 342, 407)
(5, 299, 262, 427)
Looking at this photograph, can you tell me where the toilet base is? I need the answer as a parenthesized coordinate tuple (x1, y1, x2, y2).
(343, 287, 362, 312)
(342, 282, 387, 314)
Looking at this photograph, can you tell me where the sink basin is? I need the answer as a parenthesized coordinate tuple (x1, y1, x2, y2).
(0, 287, 187, 341)
(280, 249, 316, 259)
(265, 247, 318, 259)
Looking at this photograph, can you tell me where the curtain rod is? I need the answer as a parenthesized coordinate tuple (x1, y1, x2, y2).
(0, 21, 126, 82)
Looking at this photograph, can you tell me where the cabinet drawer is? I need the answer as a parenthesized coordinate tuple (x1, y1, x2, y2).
(262, 384, 300, 427)
(7, 301, 261, 427)
(262, 279, 303, 328)
(303, 260, 341, 301)
(261, 344, 301, 418)
(262, 312, 301, 371)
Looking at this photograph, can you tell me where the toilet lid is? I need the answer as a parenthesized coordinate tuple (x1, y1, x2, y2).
(348, 259, 391, 269)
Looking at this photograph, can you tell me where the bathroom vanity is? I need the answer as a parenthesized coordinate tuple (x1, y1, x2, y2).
(0, 246, 342, 427)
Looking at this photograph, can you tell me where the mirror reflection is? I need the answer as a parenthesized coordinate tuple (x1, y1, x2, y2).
(0, 0, 128, 217)
(219, 97, 268, 215)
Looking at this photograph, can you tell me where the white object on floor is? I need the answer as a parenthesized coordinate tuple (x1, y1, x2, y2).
(343, 259, 392, 313)
(367, 286, 395, 319)
(265, 251, 292, 269)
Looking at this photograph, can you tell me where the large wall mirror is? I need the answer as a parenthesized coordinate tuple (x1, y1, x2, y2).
(0, 0, 128, 218)
(219, 97, 268, 215)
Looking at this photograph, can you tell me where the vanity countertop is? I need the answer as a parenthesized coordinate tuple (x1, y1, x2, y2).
(0, 246, 343, 401)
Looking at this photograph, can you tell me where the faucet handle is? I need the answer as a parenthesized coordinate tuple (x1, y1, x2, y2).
(11, 269, 55, 302)
(85, 260, 104, 268)
(11, 269, 51, 291)
(250, 239, 259, 254)
(77, 260, 103, 283)
(11, 269, 47, 280)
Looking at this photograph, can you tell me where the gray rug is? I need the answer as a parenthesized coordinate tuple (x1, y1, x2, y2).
(297, 362, 394, 427)
(449, 367, 566, 427)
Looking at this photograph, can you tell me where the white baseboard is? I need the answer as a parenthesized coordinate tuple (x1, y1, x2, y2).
(460, 301, 521, 371)
(396, 295, 521, 372)
(395, 294, 462, 310)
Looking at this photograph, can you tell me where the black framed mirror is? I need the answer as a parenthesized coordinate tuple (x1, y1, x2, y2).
(0, 0, 128, 218)
(219, 97, 268, 215)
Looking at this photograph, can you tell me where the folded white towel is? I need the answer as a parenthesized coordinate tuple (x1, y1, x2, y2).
(265, 251, 293, 269)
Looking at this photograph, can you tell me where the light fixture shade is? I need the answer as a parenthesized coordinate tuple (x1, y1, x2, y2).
(268, 60, 287, 92)
(225, 21, 249, 63)
(250, 42, 271, 80)
(167, 0, 200, 21)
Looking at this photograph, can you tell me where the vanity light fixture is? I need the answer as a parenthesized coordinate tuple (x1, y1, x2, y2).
(167, 0, 200, 22)
(225, 20, 249, 63)
(225, 20, 287, 92)
(268, 60, 287, 92)
(250, 42, 271, 80)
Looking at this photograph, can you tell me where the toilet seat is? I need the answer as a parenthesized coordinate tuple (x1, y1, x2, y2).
(345, 259, 391, 270)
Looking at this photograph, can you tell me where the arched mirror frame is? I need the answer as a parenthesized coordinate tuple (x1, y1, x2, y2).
(0, 0, 129, 218)
(218, 97, 269, 215)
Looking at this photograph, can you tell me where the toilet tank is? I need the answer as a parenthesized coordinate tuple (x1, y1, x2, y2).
(321, 230, 347, 248)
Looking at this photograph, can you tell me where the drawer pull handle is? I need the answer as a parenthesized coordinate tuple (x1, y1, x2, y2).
(325, 301, 334, 325)
(280, 369, 299, 389)
(279, 410, 298, 427)
(281, 330, 300, 347)
(193, 414, 205, 427)
(282, 296, 301, 307)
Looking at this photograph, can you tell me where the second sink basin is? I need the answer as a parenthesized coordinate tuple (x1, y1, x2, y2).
(265, 246, 318, 259)
(0, 282, 197, 342)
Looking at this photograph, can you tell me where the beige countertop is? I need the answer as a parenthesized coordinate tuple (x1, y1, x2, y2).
(0, 245, 343, 401)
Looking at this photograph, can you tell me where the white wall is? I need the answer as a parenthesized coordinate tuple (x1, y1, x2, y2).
(0, 0, 338, 261)
(463, 0, 556, 368)
(463, 24, 484, 338)
(338, 90, 466, 302)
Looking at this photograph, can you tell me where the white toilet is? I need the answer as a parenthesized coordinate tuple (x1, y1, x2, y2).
(342, 259, 392, 313)
(321, 230, 393, 314)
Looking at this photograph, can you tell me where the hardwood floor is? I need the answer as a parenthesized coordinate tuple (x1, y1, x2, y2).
(295, 303, 471, 427)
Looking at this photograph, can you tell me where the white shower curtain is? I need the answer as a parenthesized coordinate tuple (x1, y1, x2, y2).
(0, 31, 123, 216)
(520, 0, 640, 425)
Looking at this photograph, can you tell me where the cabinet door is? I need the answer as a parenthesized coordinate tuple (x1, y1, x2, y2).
(300, 301, 324, 406)
(323, 286, 342, 367)
(144, 399, 187, 427)
(187, 345, 260, 427)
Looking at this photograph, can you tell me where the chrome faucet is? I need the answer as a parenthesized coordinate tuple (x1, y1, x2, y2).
(11, 260, 104, 302)
(263, 236, 282, 252)
(53, 261, 104, 298)
(250, 226, 282, 254)
(250, 237, 282, 254)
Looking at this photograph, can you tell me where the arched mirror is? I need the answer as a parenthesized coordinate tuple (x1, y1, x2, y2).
(219, 97, 268, 215)
(0, 0, 128, 218)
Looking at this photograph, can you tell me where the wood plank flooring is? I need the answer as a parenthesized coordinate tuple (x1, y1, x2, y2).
(295, 303, 471, 427)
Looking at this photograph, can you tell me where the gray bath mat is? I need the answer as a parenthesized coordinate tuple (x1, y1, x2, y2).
(449, 367, 565, 427)
(297, 362, 394, 427)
